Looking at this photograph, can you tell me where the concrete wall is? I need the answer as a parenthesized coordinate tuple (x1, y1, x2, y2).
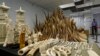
(0, 0, 48, 30)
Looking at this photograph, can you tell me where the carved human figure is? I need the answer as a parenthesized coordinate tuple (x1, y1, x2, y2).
(3, 19, 14, 47)
(14, 27, 19, 44)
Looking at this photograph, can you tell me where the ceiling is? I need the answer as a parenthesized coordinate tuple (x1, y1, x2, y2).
(28, 0, 74, 11)
(27, 0, 100, 14)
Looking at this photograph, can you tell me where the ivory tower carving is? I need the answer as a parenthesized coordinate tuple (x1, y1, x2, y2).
(15, 7, 29, 43)
(0, 2, 10, 43)
(15, 7, 25, 43)
(16, 7, 26, 30)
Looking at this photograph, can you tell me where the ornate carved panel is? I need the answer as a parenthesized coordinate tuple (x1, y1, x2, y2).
(0, 24, 6, 42)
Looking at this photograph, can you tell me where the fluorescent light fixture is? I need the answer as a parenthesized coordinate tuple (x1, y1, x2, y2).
(76, 2, 93, 8)
(70, 10, 91, 16)
(74, 0, 81, 2)
(59, 3, 75, 8)
(81, 10, 91, 13)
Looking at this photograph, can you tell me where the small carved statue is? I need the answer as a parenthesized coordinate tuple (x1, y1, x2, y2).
(3, 19, 14, 47)
(19, 26, 26, 49)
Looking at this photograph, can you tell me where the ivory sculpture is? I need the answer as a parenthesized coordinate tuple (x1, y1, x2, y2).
(27, 36, 33, 45)
(39, 40, 89, 56)
(1, 2, 15, 47)
(0, 2, 10, 43)
(34, 9, 88, 42)
(3, 19, 14, 47)
(46, 45, 72, 56)
(26, 41, 44, 56)
(14, 27, 19, 43)
(32, 32, 42, 43)
(39, 38, 60, 56)
(18, 39, 45, 56)
(15, 7, 30, 44)
(18, 38, 58, 56)
(18, 44, 34, 56)
(18, 37, 95, 56)
(87, 49, 99, 56)
(19, 26, 26, 49)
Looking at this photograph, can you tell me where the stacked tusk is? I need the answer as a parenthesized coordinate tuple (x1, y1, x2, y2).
(18, 44, 34, 56)
(34, 9, 88, 42)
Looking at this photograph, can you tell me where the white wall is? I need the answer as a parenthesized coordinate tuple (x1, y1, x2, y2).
(64, 10, 93, 34)
(91, 7, 100, 14)
(0, 0, 48, 30)
(71, 15, 85, 29)
(93, 13, 100, 34)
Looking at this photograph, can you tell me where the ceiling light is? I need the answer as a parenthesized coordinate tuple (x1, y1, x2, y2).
(59, 3, 75, 9)
(74, 0, 81, 2)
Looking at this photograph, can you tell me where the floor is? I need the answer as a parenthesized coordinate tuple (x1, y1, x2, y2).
(89, 35, 100, 47)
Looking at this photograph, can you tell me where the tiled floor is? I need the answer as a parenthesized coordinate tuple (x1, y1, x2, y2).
(89, 35, 100, 47)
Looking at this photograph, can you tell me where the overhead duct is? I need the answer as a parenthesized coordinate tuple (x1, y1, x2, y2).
(76, 2, 93, 8)
(75, 0, 84, 5)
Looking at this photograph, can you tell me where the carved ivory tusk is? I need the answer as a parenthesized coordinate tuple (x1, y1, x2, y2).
(79, 37, 87, 42)
(59, 47, 68, 56)
(18, 44, 34, 56)
(27, 36, 32, 45)
(52, 46, 61, 56)
(39, 38, 59, 54)
(26, 46, 39, 56)
(26, 41, 44, 56)
(87, 49, 99, 56)
(46, 48, 52, 56)
(65, 47, 71, 55)
(50, 49, 57, 56)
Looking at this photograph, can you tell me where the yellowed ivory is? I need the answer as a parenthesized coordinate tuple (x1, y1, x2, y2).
(15, 7, 31, 44)
(26, 41, 43, 56)
(32, 32, 42, 43)
(3, 19, 14, 47)
(39, 38, 60, 56)
(46, 48, 57, 56)
(18, 44, 34, 56)
(27, 36, 32, 45)
(87, 49, 99, 56)
(0, 2, 10, 43)
(45, 45, 72, 56)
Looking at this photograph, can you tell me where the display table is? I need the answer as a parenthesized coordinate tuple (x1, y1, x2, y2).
(0, 44, 40, 56)
(71, 43, 100, 56)
(0, 44, 18, 56)
(0, 43, 99, 56)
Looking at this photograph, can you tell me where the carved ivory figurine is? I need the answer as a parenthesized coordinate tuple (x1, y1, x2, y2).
(27, 35, 33, 45)
(26, 41, 45, 56)
(46, 45, 72, 56)
(40, 38, 60, 56)
(14, 27, 19, 44)
(18, 41, 44, 56)
(32, 32, 42, 43)
(46, 47, 61, 56)
(46, 48, 56, 56)
(18, 44, 34, 56)
(3, 19, 14, 47)
(19, 26, 26, 49)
